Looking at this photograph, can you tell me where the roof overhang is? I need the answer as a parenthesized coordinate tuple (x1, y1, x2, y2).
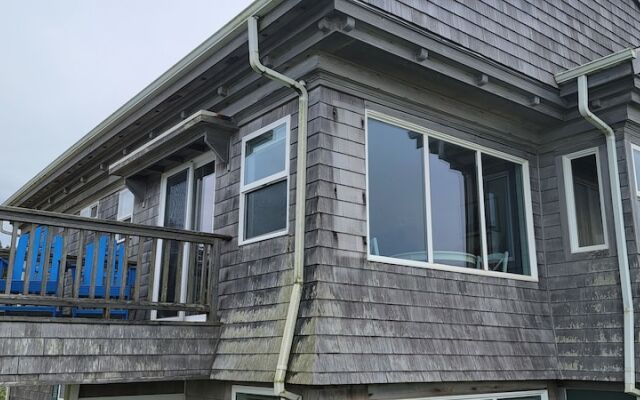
(109, 110, 236, 178)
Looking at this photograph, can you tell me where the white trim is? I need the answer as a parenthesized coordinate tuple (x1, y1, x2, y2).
(79, 201, 99, 218)
(151, 152, 215, 321)
(630, 143, 640, 198)
(364, 110, 538, 280)
(238, 115, 291, 246)
(400, 389, 548, 400)
(476, 150, 489, 271)
(232, 385, 276, 399)
(79, 395, 184, 400)
(562, 147, 609, 253)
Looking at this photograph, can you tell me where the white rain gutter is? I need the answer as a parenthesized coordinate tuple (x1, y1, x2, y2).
(248, 15, 307, 400)
(556, 48, 639, 397)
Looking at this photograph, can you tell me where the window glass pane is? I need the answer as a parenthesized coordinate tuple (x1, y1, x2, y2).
(244, 123, 286, 185)
(159, 169, 188, 318)
(118, 189, 134, 220)
(571, 154, 605, 247)
(482, 154, 530, 275)
(193, 162, 215, 233)
(367, 119, 428, 261)
(245, 180, 287, 239)
(566, 389, 635, 400)
(236, 394, 278, 400)
(634, 148, 640, 193)
(429, 138, 481, 269)
(498, 397, 541, 400)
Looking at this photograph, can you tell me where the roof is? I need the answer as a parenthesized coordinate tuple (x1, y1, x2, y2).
(361, 0, 640, 85)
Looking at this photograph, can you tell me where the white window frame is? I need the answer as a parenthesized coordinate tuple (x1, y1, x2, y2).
(399, 389, 548, 400)
(365, 110, 538, 282)
(238, 115, 291, 246)
(116, 188, 135, 242)
(79, 201, 99, 218)
(630, 143, 640, 198)
(232, 386, 276, 399)
(562, 147, 609, 253)
(152, 152, 215, 322)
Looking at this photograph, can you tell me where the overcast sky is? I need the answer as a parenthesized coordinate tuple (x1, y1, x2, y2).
(0, 0, 253, 205)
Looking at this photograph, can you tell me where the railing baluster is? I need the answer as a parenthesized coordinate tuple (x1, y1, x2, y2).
(119, 235, 130, 300)
(186, 242, 196, 305)
(56, 229, 68, 297)
(207, 240, 221, 321)
(146, 238, 158, 303)
(198, 243, 210, 305)
(160, 239, 170, 303)
(133, 236, 144, 302)
(73, 230, 85, 299)
(23, 224, 38, 295)
(5, 224, 19, 295)
(174, 241, 184, 306)
(88, 234, 100, 299)
(40, 225, 53, 296)
(103, 233, 115, 318)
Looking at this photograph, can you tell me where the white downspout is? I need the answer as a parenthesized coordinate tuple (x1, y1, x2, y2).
(248, 15, 307, 400)
(577, 74, 640, 397)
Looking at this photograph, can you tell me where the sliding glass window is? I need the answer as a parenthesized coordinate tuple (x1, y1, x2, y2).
(366, 114, 534, 277)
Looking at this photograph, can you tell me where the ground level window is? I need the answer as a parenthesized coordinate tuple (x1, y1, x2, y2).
(405, 390, 547, 400)
(562, 148, 608, 253)
(631, 143, 640, 197)
(566, 389, 635, 400)
(366, 112, 535, 278)
(232, 386, 277, 400)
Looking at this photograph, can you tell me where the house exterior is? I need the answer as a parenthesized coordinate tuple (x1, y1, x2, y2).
(2, 0, 640, 399)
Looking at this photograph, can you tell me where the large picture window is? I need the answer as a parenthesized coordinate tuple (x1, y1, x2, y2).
(405, 391, 548, 400)
(563, 148, 608, 253)
(239, 116, 290, 245)
(366, 112, 536, 279)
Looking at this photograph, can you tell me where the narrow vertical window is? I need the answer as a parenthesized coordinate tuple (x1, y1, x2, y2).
(563, 148, 608, 252)
(631, 144, 640, 197)
(367, 119, 428, 262)
(239, 116, 290, 244)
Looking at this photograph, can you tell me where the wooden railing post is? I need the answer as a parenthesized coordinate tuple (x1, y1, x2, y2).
(207, 240, 221, 322)
(5, 224, 18, 295)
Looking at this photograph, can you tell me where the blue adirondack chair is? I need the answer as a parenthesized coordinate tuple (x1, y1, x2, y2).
(70, 236, 136, 318)
(0, 226, 64, 315)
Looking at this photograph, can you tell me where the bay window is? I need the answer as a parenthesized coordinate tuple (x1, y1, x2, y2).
(366, 112, 536, 278)
(239, 116, 290, 245)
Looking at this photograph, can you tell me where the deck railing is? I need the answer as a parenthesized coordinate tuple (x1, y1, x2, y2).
(0, 206, 231, 321)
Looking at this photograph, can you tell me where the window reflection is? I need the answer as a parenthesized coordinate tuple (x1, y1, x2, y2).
(482, 154, 529, 275)
(368, 119, 428, 261)
(429, 138, 481, 269)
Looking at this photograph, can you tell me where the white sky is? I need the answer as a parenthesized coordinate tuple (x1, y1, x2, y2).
(0, 0, 254, 205)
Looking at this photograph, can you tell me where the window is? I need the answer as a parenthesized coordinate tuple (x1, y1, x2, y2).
(152, 154, 215, 321)
(631, 143, 640, 197)
(79, 202, 98, 218)
(116, 189, 135, 242)
(232, 386, 277, 400)
(566, 389, 635, 400)
(401, 390, 548, 400)
(239, 116, 290, 245)
(563, 148, 608, 253)
(117, 189, 135, 223)
(366, 112, 536, 279)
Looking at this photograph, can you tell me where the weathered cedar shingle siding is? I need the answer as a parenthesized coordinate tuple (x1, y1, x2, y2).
(210, 98, 303, 382)
(359, 0, 640, 85)
(285, 86, 558, 385)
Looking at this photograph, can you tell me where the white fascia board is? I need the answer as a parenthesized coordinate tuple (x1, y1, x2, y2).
(554, 48, 637, 84)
